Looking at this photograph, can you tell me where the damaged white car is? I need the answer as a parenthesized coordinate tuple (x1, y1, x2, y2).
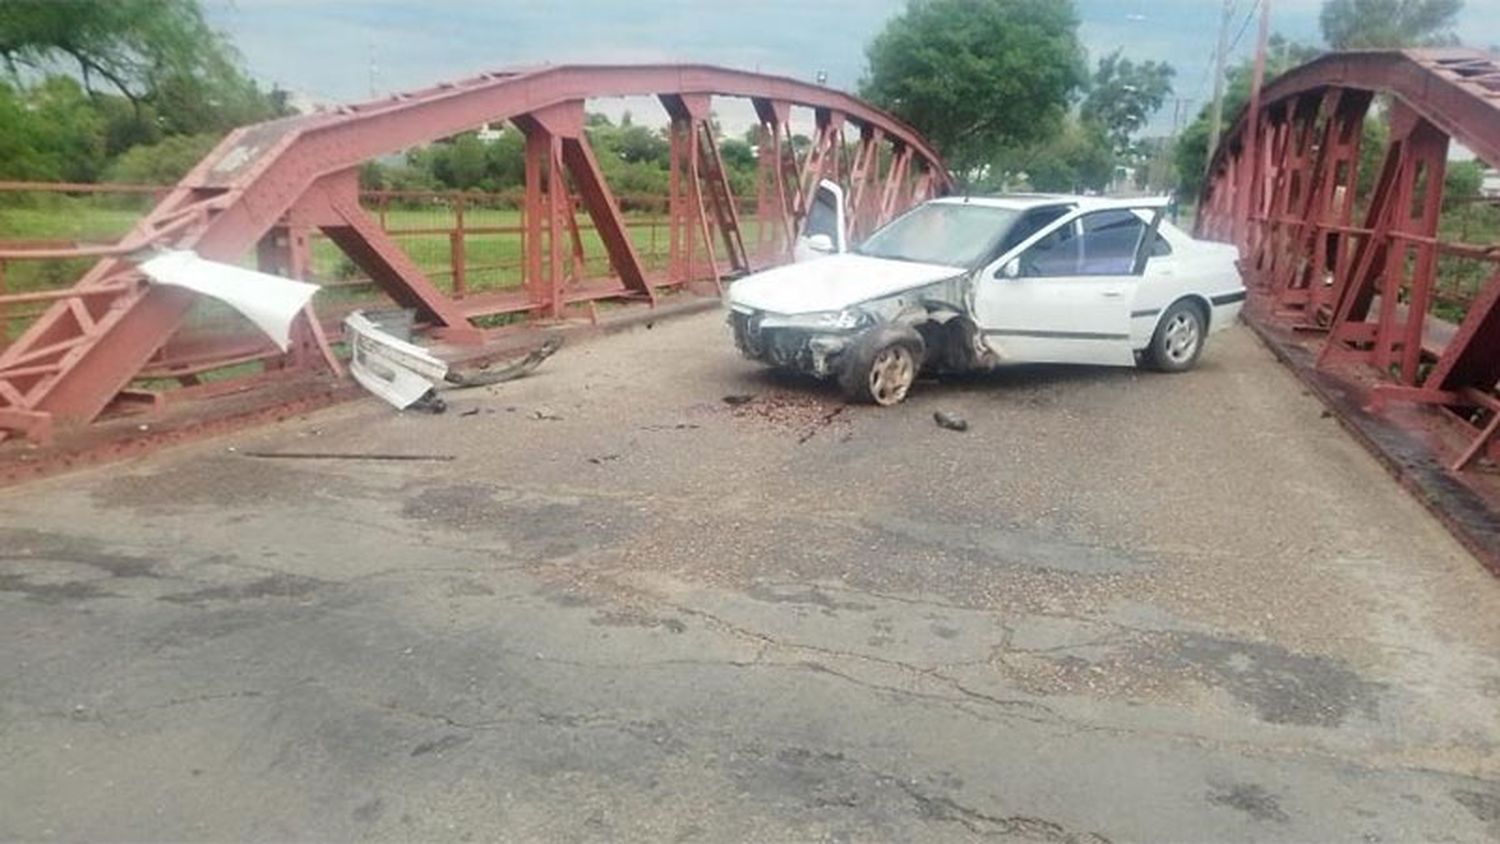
(728, 187, 1245, 405)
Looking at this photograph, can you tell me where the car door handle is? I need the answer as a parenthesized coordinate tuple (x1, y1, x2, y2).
(1101, 290, 1124, 298)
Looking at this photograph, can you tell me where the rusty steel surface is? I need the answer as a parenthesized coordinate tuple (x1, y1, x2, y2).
(0, 65, 950, 447)
(1198, 48, 1500, 563)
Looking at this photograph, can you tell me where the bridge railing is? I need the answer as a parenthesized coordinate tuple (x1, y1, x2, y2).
(1197, 49, 1500, 475)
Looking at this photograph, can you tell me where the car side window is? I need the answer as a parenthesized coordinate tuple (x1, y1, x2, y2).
(1000, 206, 1070, 255)
(1017, 208, 1165, 278)
(1077, 210, 1146, 275)
(1149, 232, 1173, 257)
(1019, 221, 1081, 277)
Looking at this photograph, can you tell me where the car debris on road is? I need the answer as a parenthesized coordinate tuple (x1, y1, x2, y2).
(344, 310, 562, 411)
(934, 411, 969, 432)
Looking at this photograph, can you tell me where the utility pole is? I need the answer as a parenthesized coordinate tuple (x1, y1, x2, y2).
(1205, 0, 1235, 173)
(1238, 0, 1272, 247)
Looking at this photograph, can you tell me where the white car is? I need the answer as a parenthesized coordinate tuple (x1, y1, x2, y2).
(728, 186, 1246, 405)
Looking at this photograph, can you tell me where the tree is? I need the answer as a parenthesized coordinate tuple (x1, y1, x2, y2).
(990, 118, 1114, 193)
(861, 0, 1087, 179)
(610, 124, 669, 166)
(0, 76, 106, 181)
(1444, 159, 1484, 208)
(2, 0, 237, 101)
(719, 138, 756, 171)
(104, 132, 218, 183)
(1081, 51, 1175, 154)
(1320, 0, 1463, 49)
(0, 0, 286, 135)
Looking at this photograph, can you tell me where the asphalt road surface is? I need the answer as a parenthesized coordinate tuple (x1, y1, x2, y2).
(2, 312, 1498, 841)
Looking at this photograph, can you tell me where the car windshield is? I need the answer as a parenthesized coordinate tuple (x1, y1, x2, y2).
(854, 203, 1021, 267)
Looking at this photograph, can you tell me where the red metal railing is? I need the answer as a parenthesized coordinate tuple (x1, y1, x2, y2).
(1198, 48, 1500, 474)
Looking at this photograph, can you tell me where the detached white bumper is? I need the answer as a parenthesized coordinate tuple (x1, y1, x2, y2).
(344, 311, 450, 409)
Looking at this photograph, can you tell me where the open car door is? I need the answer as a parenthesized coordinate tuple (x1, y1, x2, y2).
(793, 180, 846, 262)
(972, 202, 1168, 366)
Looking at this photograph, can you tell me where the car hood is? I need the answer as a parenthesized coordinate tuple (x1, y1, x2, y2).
(727, 253, 965, 315)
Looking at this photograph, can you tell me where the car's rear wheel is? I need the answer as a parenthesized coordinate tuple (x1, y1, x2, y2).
(840, 325, 924, 406)
(1147, 300, 1206, 372)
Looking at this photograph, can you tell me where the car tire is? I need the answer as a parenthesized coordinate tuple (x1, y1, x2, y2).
(1147, 300, 1207, 373)
(839, 325, 925, 406)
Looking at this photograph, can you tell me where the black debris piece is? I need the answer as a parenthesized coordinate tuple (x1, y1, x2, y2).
(934, 411, 969, 432)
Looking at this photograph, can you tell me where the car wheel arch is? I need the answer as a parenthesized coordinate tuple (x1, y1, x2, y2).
(1154, 294, 1212, 336)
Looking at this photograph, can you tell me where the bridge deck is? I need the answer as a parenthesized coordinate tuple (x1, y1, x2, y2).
(2, 314, 1498, 840)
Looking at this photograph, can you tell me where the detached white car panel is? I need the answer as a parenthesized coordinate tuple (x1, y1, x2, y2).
(726, 191, 1246, 405)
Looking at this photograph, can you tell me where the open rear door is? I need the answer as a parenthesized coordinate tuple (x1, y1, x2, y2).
(793, 179, 846, 262)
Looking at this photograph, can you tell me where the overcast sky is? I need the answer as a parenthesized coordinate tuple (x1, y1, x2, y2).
(203, 0, 1500, 136)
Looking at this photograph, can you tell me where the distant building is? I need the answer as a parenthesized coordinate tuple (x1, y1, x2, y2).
(476, 123, 504, 144)
(1481, 168, 1500, 199)
(1109, 165, 1138, 196)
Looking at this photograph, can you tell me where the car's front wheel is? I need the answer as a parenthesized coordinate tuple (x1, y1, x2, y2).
(1147, 300, 1206, 372)
(840, 325, 924, 406)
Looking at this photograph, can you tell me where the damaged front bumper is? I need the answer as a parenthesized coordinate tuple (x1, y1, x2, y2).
(728, 307, 861, 378)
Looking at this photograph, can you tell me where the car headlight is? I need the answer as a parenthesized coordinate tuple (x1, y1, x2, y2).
(759, 309, 870, 331)
(823, 309, 866, 330)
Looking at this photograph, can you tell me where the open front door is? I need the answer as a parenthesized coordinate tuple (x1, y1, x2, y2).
(974, 204, 1165, 366)
(794, 180, 846, 262)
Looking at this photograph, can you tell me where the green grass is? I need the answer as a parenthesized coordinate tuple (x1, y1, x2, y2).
(324, 206, 760, 297)
(0, 204, 147, 242)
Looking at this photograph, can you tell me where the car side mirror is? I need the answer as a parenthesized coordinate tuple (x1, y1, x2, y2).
(805, 233, 835, 254)
(996, 259, 1020, 279)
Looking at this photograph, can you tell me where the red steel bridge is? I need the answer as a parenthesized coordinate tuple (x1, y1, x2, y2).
(0, 65, 949, 446)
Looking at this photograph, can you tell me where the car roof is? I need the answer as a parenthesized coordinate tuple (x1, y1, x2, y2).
(928, 193, 1171, 211)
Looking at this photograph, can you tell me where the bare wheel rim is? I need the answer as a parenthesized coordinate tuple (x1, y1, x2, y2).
(1163, 312, 1201, 364)
(868, 346, 915, 405)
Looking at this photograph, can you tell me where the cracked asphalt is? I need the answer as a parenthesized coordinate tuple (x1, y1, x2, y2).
(2, 311, 1500, 841)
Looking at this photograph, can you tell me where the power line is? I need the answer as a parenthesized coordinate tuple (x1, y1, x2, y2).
(1193, 0, 1238, 105)
(1206, 0, 1236, 167)
(1227, 0, 1263, 58)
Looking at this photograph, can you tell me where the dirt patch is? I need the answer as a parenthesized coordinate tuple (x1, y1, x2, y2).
(1207, 782, 1290, 824)
(92, 457, 346, 513)
(743, 582, 878, 614)
(589, 610, 687, 633)
(399, 482, 625, 561)
(724, 391, 854, 444)
(1452, 787, 1500, 838)
(158, 573, 325, 605)
(873, 515, 1148, 575)
(1003, 629, 1383, 728)
(0, 528, 160, 603)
